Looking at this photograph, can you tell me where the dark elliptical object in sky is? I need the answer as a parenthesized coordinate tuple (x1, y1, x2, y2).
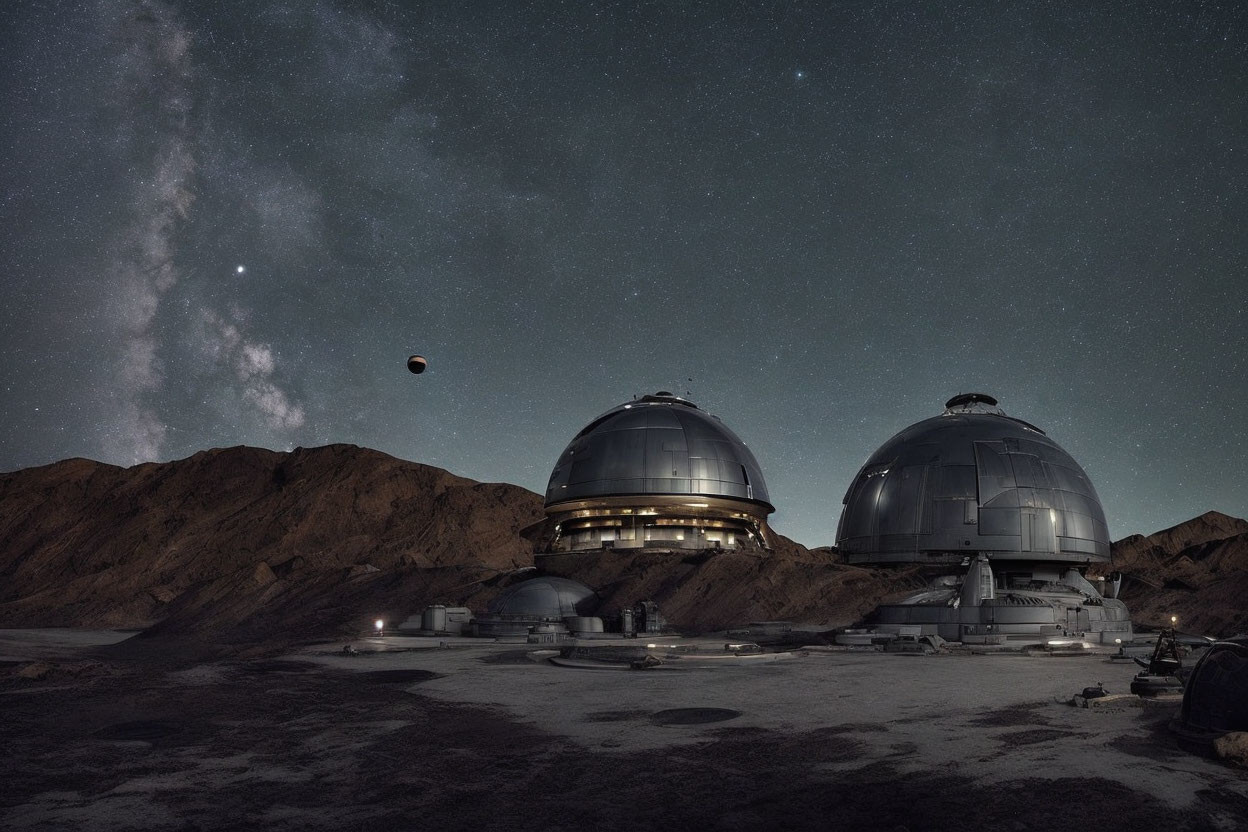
(406, 355, 427, 374)
(834, 394, 1132, 646)
(535, 391, 775, 572)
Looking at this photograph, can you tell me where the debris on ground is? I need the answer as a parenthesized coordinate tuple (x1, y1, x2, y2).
(16, 661, 54, 680)
(1070, 692, 1140, 709)
(1213, 732, 1248, 768)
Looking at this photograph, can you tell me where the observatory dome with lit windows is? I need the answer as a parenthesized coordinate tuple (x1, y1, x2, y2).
(536, 392, 774, 569)
(834, 394, 1132, 646)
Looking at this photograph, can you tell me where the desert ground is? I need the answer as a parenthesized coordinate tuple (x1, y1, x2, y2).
(3, 629, 1247, 832)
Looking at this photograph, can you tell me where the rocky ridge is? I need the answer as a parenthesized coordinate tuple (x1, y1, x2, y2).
(1, 446, 1244, 645)
(0, 445, 543, 639)
(1100, 510, 1248, 637)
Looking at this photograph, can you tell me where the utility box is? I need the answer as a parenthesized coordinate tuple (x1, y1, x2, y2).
(636, 600, 664, 634)
(444, 607, 471, 635)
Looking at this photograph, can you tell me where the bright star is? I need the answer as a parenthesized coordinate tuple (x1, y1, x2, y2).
(795, 70, 805, 80)
(236, 265, 246, 274)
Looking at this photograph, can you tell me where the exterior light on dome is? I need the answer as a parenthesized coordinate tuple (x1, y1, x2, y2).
(375, 619, 385, 633)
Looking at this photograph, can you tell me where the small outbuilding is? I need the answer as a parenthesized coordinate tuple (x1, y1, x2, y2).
(470, 576, 600, 639)
(1173, 638, 1248, 746)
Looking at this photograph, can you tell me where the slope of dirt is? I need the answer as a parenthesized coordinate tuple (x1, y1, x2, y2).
(2, 446, 1244, 644)
(0, 445, 921, 644)
(1095, 511, 1248, 637)
(0, 445, 544, 636)
(542, 546, 920, 633)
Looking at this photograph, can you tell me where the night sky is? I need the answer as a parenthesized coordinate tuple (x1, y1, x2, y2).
(2, 1, 1245, 547)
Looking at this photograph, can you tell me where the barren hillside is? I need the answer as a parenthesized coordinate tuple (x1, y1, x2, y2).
(1099, 511, 1248, 637)
(0, 445, 544, 636)
(2, 447, 1243, 644)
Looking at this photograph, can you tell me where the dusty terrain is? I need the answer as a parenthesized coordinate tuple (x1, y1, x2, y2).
(4, 630, 1247, 832)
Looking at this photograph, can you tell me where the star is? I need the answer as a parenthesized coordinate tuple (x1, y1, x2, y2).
(0, 0, 1242, 547)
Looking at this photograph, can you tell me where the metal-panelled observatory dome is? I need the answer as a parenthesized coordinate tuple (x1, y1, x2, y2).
(836, 393, 1110, 566)
(539, 392, 775, 561)
(545, 392, 772, 508)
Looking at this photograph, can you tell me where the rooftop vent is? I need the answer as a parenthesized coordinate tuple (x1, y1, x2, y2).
(639, 391, 697, 408)
(944, 392, 998, 409)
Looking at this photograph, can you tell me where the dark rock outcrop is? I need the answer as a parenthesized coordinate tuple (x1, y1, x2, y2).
(1096, 511, 1248, 637)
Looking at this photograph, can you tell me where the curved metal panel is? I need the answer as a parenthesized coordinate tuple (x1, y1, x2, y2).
(1176, 639, 1248, 738)
(545, 394, 773, 510)
(836, 398, 1111, 564)
(486, 577, 596, 619)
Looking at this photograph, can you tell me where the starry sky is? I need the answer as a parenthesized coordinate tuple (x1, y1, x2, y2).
(1, 1, 1245, 547)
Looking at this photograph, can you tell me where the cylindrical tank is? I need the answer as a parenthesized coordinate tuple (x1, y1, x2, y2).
(566, 616, 605, 634)
(621, 607, 635, 636)
(422, 604, 447, 633)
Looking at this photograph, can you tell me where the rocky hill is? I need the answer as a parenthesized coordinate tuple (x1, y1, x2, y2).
(1, 446, 1243, 646)
(1101, 511, 1248, 637)
(0, 445, 913, 645)
(0, 445, 544, 638)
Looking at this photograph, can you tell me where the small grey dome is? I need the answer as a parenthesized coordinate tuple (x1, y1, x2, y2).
(486, 577, 596, 619)
(545, 392, 772, 510)
(836, 395, 1110, 564)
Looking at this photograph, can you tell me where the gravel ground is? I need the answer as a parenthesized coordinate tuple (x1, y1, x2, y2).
(3, 631, 1246, 831)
